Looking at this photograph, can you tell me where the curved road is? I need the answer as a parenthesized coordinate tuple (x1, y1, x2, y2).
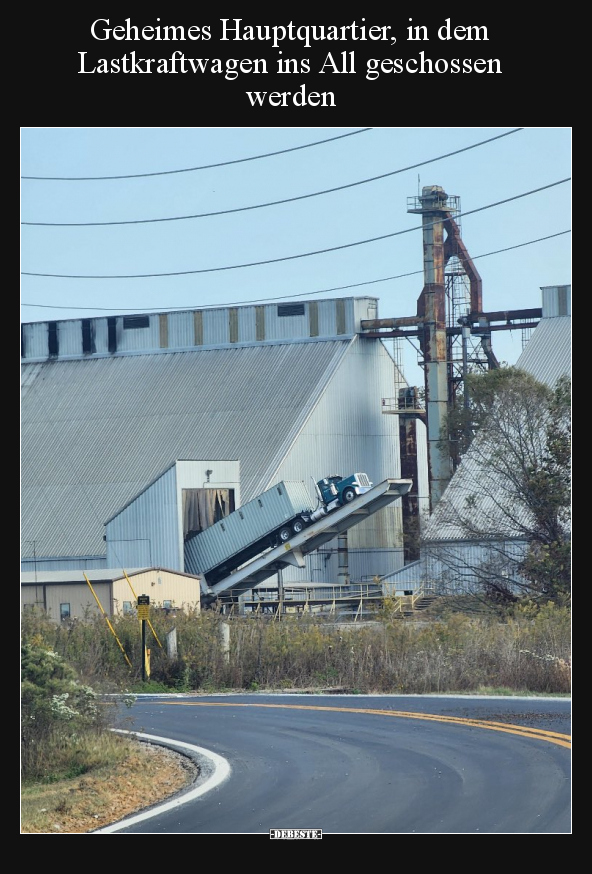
(97, 693, 571, 835)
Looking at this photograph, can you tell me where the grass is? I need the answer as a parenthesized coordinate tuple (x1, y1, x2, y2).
(21, 733, 196, 834)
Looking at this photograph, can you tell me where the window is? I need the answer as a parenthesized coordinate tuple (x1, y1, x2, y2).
(163, 600, 172, 610)
(123, 315, 150, 329)
(123, 601, 133, 614)
(60, 603, 71, 621)
(278, 304, 305, 317)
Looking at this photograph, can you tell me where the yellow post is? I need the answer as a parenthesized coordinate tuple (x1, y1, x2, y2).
(83, 573, 132, 669)
(122, 569, 163, 648)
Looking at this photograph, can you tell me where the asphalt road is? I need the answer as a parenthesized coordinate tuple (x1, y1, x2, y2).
(97, 693, 571, 835)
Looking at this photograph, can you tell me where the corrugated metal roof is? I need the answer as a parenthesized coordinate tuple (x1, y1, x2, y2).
(20, 567, 201, 584)
(514, 315, 571, 387)
(21, 340, 352, 560)
(422, 311, 571, 542)
(21, 568, 148, 584)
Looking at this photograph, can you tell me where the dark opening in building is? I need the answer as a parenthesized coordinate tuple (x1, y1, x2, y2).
(82, 319, 95, 354)
(182, 488, 235, 539)
(107, 317, 117, 353)
(48, 322, 59, 357)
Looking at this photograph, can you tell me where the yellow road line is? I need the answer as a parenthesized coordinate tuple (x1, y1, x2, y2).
(164, 701, 571, 749)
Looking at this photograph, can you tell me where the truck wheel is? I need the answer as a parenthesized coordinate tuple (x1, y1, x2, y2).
(341, 487, 356, 503)
(278, 526, 292, 543)
(292, 518, 305, 535)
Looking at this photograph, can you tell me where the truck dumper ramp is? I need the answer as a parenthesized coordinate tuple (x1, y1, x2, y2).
(202, 478, 412, 602)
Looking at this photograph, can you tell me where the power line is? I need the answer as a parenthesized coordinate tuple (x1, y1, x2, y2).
(21, 229, 570, 313)
(22, 129, 524, 226)
(21, 128, 372, 181)
(21, 179, 571, 279)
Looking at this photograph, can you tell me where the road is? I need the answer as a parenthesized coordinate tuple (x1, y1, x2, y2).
(98, 693, 571, 835)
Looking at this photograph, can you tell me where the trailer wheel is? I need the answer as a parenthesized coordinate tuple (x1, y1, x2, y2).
(278, 526, 292, 543)
(341, 487, 356, 503)
(292, 518, 305, 535)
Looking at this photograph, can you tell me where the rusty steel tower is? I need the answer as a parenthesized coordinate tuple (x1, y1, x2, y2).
(361, 184, 542, 514)
(407, 185, 482, 506)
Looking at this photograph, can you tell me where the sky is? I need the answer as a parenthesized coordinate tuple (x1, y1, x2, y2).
(20, 126, 571, 388)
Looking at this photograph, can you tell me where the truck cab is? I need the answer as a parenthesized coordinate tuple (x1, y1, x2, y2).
(316, 473, 373, 507)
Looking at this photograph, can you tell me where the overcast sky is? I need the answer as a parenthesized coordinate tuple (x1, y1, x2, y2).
(20, 126, 571, 387)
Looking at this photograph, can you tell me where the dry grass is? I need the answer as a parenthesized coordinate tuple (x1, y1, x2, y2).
(21, 739, 197, 834)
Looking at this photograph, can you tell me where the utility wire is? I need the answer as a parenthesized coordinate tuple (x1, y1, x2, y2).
(22, 128, 524, 226)
(21, 178, 571, 279)
(21, 229, 570, 312)
(21, 128, 372, 181)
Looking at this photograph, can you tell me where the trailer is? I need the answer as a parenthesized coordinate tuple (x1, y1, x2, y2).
(185, 474, 374, 587)
(185, 477, 413, 605)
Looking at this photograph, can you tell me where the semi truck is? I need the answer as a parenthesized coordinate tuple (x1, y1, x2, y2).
(184, 473, 373, 586)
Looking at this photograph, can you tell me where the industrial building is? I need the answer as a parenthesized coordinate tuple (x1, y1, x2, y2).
(382, 283, 571, 597)
(21, 296, 430, 606)
(21, 181, 569, 617)
(21, 567, 201, 622)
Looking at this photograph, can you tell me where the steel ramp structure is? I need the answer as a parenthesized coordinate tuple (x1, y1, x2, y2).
(203, 478, 412, 601)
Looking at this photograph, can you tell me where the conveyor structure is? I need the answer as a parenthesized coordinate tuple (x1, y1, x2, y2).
(201, 478, 412, 603)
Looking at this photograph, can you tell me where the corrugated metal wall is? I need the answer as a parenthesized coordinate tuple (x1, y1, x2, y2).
(105, 460, 241, 573)
(268, 335, 407, 584)
(541, 285, 571, 318)
(383, 539, 529, 596)
(106, 464, 179, 570)
(21, 298, 380, 360)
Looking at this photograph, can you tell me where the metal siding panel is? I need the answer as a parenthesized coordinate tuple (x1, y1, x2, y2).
(229, 308, 239, 344)
(194, 311, 203, 346)
(336, 299, 346, 335)
(167, 312, 195, 348)
(238, 307, 257, 343)
(59, 321, 83, 356)
(265, 304, 308, 340)
(106, 465, 180, 570)
(269, 338, 406, 570)
(541, 285, 571, 318)
(309, 301, 319, 337)
(203, 309, 229, 344)
(93, 319, 110, 354)
(24, 323, 49, 359)
(255, 306, 265, 341)
(118, 316, 159, 351)
(318, 300, 337, 336)
(159, 313, 169, 348)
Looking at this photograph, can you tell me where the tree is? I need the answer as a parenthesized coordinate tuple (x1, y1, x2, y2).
(425, 368, 571, 607)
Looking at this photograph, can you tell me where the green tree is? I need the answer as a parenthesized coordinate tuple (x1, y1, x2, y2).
(428, 368, 571, 607)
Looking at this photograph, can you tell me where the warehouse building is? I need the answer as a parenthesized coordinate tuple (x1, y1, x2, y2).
(21, 297, 429, 595)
